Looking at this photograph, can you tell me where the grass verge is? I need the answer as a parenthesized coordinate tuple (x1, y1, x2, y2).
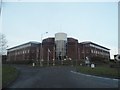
(76, 65, 119, 79)
(2, 65, 19, 88)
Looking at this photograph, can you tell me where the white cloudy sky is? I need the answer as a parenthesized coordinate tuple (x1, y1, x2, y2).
(0, 0, 119, 59)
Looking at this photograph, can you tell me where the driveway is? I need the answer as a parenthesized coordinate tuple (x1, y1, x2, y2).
(7, 65, 119, 88)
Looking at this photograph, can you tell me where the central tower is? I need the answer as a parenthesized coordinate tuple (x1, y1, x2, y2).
(55, 32, 67, 60)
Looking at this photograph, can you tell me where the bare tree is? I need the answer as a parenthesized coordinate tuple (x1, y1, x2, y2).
(0, 33, 7, 55)
(0, 0, 2, 16)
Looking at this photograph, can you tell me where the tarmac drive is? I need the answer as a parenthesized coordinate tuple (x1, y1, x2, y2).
(7, 65, 119, 88)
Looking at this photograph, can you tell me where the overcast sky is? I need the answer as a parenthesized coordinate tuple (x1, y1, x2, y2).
(0, 1, 118, 59)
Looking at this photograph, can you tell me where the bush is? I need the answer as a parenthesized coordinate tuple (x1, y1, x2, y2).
(109, 62, 120, 68)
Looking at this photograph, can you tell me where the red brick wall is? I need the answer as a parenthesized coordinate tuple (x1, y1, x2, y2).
(42, 38, 55, 62)
(67, 38, 78, 60)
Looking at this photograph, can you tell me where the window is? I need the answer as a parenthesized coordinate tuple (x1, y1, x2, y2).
(37, 49, 39, 52)
(23, 51, 24, 54)
(90, 44, 109, 52)
(98, 51, 99, 54)
(28, 50, 30, 53)
(96, 51, 98, 54)
(32, 50, 34, 53)
(91, 50, 93, 53)
(15, 52, 17, 55)
(82, 50, 85, 53)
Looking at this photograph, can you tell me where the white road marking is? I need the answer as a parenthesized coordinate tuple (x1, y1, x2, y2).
(70, 71, 119, 81)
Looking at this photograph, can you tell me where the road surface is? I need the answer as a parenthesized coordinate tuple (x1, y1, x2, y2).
(6, 65, 119, 88)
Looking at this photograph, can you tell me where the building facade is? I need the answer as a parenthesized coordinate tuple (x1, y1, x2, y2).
(7, 42, 40, 63)
(7, 33, 110, 65)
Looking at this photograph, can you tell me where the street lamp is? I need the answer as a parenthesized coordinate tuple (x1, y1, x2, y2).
(40, 32, 48, 67)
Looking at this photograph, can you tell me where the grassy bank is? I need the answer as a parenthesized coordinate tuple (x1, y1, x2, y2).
(76, 65, 119, 79)
(2, 65, 19, 88)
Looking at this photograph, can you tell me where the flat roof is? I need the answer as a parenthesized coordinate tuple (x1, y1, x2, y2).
(7, 41, 40, 50)
(80, 41, 110, 50)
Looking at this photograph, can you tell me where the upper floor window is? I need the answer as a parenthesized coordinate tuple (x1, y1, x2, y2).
(91, 50, 93, 53)
(25, 50, 26, 54)
(23, 51, 24, 54)
(28, 50, 30, 53)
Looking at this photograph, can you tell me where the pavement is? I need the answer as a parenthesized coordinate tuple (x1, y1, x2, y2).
(6, 65, 119, 88)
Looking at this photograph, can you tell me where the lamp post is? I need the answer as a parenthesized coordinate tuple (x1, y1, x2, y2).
(40, 32, 48, 67)
(47, 48, 51, 66)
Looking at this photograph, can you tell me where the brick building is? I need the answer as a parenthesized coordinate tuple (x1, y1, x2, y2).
(7, 42, 40, 63)
(79, 42, 110, 63)
(7, 32, 110, 65)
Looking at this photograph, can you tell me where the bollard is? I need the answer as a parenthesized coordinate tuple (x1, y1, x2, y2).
(32, 63, 35, 67)
(91, 63, 95, 69)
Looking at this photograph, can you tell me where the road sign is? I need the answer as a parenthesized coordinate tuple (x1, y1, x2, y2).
(114, 54, 120, 61)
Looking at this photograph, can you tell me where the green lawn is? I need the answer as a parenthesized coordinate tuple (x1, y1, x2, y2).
(2, 65, 19, 88)
(76, 65, 119, 79)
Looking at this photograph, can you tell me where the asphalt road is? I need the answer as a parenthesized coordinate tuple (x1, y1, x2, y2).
(7, 65, 119, 88)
